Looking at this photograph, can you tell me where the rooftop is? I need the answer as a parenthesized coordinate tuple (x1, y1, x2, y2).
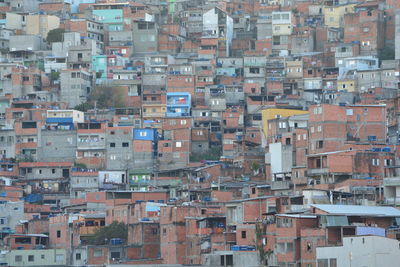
(311, 204, 400, 217)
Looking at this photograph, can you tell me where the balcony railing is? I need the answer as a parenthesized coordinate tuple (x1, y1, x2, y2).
(271, 180, 292, 190)
(383, 177, 400, 187)
(307, 168, 329, 176)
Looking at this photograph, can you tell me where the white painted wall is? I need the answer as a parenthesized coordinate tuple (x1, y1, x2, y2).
(316, 236, 400, 267)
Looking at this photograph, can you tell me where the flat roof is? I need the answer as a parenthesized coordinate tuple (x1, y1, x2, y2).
(79, 213, 105, 219)
(311, 204, 400, 217)
(276, 214, 317, 219)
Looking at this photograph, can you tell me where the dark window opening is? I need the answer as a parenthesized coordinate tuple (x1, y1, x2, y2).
(226, 255, 233, 266)
(110, 252, 120, 259)
(241, 231, 246, 238)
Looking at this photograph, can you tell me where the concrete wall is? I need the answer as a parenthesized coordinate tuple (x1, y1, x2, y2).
(60, 70, 92, 108)
(270, 142, 292, 176)
(106, 128, 133, 170)
(0, 129, 16, 158)
(9, 35, 44, 52)
(6, 249, 67, 266)
(37, 130, 77, 162)
(396, 10, 400, 60)
(0, 201, 24, 231)
(132, 22, 158, 53)
(316, 236, 400, 267)
(202, 251, 259, 267)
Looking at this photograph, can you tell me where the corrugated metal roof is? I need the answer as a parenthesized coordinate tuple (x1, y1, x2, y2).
(311, 204, 400, 217)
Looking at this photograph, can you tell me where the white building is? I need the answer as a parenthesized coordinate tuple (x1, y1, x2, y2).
(316, 235, 400, 267)
(202, 7, 233, 56)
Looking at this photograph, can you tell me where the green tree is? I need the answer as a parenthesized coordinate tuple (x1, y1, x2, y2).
(90, 221, 128, 245)
(46, 28, 65, 43)
(190, 146, 222, 162)
(74, 85, 126, 111)
(74, 102, 94, 112)
(89, 85, 126, 109)
(50, 71, 60, 82)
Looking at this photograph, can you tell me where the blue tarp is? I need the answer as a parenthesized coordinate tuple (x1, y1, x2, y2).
(355, 226, 385, 237)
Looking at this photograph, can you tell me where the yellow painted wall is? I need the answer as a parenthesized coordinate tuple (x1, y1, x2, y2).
(323, 4, 356, 28)
(272, 23, 292, 36)
(26, 15, 60, 38)
(262, 108, 309, 137)
(337, 80, 356, 92)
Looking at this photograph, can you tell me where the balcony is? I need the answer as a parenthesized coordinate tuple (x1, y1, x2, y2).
(244, 61, 265, 67)
(271, 180, 292, 190)
(383, 177, 400, 187)
(150, 60, 167, 66)
(307, 168, 329, 176)
(336, 51, 353, 58)
(142, 111, 165, 118)
(142, 99, 162, 105)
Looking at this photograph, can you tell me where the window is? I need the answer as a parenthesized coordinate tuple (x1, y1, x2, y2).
(41, 255, 45, 259)
(110, 252, 120, 259)
(317, 140, 324, 149)
(122, 142, 129, 147)
(56, 254, 64, 263)
(93, 249, 103, 257)
(226, 255, 233, 266)
(317, 259, 328, 267)
(52, 169, 56, 174)
(345, 109, 354, 116)
(372, 159, 380, 166)
(241, 231, 246, 238)
(139, 131, 147, 137)
(317, 125, 322, 132)
(176, 142, 182, 148)
(249, 67, 260, 74)
(15, 237, 31, 244)
(110, 143, 116, 148)
(277, 217, 293, 228)
(180, 120, 186, 125)
(28, 255, 34, 262)
(57, 230, 61, 238)
(15, 255, 22, 262)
